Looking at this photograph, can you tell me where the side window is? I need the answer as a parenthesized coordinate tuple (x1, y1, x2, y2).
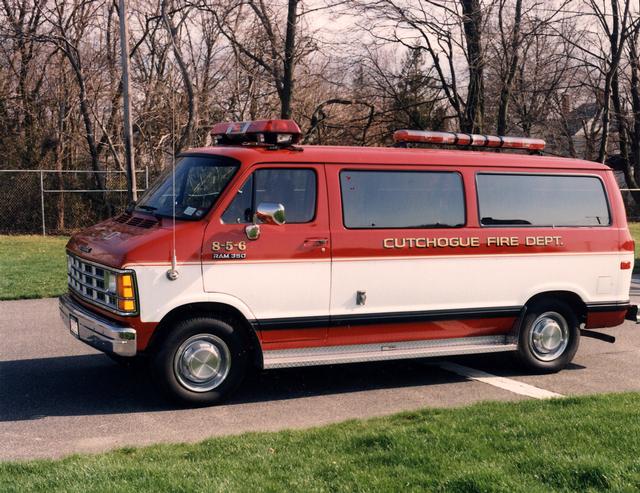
(477, 173, 611, 227)
(222, 168, 317, 224)
(340, 170, 465, 229)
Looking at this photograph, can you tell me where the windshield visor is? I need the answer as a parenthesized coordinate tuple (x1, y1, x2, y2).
(136, 155, 239, 220)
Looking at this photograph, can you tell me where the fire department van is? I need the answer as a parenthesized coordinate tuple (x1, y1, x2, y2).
(59, 120, 638, 405)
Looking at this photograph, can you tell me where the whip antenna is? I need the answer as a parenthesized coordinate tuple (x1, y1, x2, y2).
(166, 65, 179, 281)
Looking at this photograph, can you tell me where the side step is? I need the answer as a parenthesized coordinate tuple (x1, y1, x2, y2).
(262, 335, 517, 369)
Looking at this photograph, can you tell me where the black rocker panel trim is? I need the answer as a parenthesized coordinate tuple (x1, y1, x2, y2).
(585, 301, 631, 313)
(254, 306, 522, 331)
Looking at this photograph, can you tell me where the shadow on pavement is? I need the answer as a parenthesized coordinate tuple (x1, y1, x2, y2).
(0, 353, 473, 421)
(0, 350, 574, 422)
(443, 352, 587, 376)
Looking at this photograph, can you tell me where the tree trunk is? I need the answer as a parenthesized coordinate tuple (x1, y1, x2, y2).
(162, 0, 198, 153)
(597, 0, 623, 163)
(629, 31, 640, 186)
(280, 0, 299, 119)
(460, 0, 484, 133)
(496, 0, 522, 136)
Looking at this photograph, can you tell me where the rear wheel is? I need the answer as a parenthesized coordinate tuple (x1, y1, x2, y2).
(517, 300, 580, 373)
(152, 317, 248, 405)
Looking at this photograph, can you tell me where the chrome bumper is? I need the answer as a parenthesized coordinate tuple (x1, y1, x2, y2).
(59, 294, 137, 356)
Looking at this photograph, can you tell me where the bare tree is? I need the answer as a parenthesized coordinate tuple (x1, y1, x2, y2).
(193, 0, 314, 120)
(162, 0, 198, 152)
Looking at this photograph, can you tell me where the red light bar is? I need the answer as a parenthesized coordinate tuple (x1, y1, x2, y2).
(211, 119, 303, 146)
(393, 130, 545, 151)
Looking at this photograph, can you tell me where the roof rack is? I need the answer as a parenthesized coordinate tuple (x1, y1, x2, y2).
(393, 130, 545, 152)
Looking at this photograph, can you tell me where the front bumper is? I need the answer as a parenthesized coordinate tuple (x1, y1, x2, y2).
(59, 294, 137, 356)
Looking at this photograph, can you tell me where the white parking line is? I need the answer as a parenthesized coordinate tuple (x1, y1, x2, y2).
(437, 361, 564, 400)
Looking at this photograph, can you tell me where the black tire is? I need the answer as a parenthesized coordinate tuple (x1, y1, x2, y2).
(152, 316, 248, 406)
(516, 299, 580, 373)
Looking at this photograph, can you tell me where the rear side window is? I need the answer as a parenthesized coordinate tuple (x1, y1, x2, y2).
(222, 168, 316, 224)
(477, 173, 610, 227)
(340, 170, 465, 229)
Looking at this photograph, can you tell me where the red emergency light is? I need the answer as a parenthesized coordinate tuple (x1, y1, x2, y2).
(393, 129, 545, 151)
(211, 119, 303, 147)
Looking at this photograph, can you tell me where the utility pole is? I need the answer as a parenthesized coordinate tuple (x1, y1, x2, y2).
(119, 0, 137, 202)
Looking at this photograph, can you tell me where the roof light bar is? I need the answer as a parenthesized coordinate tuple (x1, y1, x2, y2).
(211, 119, 303, 147)
(393, 130, 545, 151)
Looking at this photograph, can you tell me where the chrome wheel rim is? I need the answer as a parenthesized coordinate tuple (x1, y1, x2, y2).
(173, 334, 231, 392)
(529, 311, 569, 362)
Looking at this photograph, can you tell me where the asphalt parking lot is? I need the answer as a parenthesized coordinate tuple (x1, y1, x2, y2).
(2, 289, 640, 461)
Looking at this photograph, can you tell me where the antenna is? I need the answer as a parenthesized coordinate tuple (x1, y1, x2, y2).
(166, 64, 179, 281)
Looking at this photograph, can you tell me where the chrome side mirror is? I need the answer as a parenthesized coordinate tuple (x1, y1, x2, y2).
(256, 202, 286, 225)
(244, 202, 285, 240)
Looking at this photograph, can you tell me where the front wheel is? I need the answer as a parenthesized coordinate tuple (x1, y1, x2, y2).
(152, 317, 248, 405)
(516, 300, 580, 373)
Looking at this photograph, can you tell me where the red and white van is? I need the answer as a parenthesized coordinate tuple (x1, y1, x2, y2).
(59, 120, 638, 404)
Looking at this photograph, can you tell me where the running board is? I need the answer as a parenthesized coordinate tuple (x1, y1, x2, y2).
(262, 335, 518, 369)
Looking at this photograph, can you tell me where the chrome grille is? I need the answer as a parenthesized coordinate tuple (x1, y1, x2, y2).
(67, 254, 119, 312)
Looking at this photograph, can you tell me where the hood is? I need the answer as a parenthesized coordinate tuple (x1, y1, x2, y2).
(66, 212, 206, 268)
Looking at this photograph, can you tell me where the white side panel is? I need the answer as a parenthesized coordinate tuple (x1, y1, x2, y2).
(331, 252, 632, 316)
(203, 261, 331, 320)
(130, 252, 632, 324)
(130, 264, 256, 323)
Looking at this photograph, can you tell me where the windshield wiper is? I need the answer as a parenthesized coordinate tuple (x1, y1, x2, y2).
(135, 204, 163, 219)
(481, 217, 532, 225)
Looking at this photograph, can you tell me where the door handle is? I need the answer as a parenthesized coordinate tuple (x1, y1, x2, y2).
(303, 237, 329, 247)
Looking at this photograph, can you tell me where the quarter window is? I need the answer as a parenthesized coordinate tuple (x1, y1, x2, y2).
(222, 168, 316, 224)
(477, 173, 610, 226)
(340, 170, 465, 229)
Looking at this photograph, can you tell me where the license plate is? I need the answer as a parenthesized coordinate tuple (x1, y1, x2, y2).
(69, 315, 79, 336)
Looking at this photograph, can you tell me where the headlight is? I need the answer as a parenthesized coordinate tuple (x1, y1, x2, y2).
(105, 271, 117, 294)
(117, 273, 136, 313)
(103, 271, 136, 312)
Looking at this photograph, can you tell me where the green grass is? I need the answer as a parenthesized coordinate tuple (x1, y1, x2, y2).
(629, 222, 640, 267)
(0, 235, 68, 300)
(2, 393, 640, 492)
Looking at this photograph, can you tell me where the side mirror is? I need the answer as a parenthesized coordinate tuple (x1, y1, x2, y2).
(256, 202, 286, 225)
(245, 202, 285, 240)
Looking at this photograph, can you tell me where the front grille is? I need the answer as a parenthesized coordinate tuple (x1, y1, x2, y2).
(67, 254, 128, 314)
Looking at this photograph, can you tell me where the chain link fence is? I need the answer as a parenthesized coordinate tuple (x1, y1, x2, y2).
(0, 168, 148, 235)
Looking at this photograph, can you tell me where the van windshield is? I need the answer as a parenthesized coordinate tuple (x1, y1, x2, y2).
(135, 155, 238, 220)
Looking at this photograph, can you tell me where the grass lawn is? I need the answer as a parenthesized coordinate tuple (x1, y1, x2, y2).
(0, 235, 68, 300)
(2, 393, 640, 492)
(628, 222, 640, 267)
